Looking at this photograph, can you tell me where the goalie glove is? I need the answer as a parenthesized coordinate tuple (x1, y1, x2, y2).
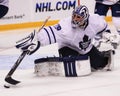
(16, 30, 40, 55)
(103, 32, 120, 49)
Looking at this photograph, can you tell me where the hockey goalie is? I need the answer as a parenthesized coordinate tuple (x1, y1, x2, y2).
(15, 5, 120, 77)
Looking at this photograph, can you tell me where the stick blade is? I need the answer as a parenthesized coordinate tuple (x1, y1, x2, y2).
(5, 77, 20, 85)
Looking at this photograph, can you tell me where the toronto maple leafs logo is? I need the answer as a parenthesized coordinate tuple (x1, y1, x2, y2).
(79, 35, 91, 50)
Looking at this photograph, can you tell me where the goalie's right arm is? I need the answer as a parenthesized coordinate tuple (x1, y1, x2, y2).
(16, 16, 51, 55)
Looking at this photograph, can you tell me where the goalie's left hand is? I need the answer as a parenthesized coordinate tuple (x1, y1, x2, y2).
(103, 32, 120, 49)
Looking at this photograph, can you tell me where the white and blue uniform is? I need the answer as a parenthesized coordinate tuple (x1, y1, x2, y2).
(15, 5, 114, 74)
(101, 0, 119, 5)
(36, 14, 113, 75)
(95, 0, 120, 34)
(37, 14, 107, 55)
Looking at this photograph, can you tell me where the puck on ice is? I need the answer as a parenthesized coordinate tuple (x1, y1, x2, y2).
(4, 84, 10, 88)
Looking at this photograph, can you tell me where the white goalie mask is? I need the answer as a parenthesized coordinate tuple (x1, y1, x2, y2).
(71, 5, 89, 29)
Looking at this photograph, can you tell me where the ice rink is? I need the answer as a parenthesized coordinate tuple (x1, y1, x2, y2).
(0, 23, 120, 96)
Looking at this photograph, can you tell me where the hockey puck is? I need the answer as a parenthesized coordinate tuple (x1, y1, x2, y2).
(4, 84, 10, 88)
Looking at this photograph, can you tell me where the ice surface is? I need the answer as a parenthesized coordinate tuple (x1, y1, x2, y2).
(0, 25, 120, 96)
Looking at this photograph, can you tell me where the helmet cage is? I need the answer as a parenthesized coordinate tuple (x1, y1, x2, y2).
(72, 5, 89, 28)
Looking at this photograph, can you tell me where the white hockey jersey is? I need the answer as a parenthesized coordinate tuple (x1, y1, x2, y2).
(0, 0, 9, 7)
(101, 0, 119, 5)
(37, 14, 107, 54)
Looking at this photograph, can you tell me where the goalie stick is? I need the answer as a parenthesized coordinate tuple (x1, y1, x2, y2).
(4, 16, 51, 86)
(4, 50, 29, 85)
(0, 16, 51, 52)
(38, 16, 51, 32)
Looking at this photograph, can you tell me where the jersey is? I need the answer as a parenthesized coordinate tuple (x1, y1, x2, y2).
(37, 14, 107, 55)
(96, 0, 119, 5)
(0, 0, 9, 7)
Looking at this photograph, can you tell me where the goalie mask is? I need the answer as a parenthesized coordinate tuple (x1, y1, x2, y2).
(71, 5, 89, 29)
